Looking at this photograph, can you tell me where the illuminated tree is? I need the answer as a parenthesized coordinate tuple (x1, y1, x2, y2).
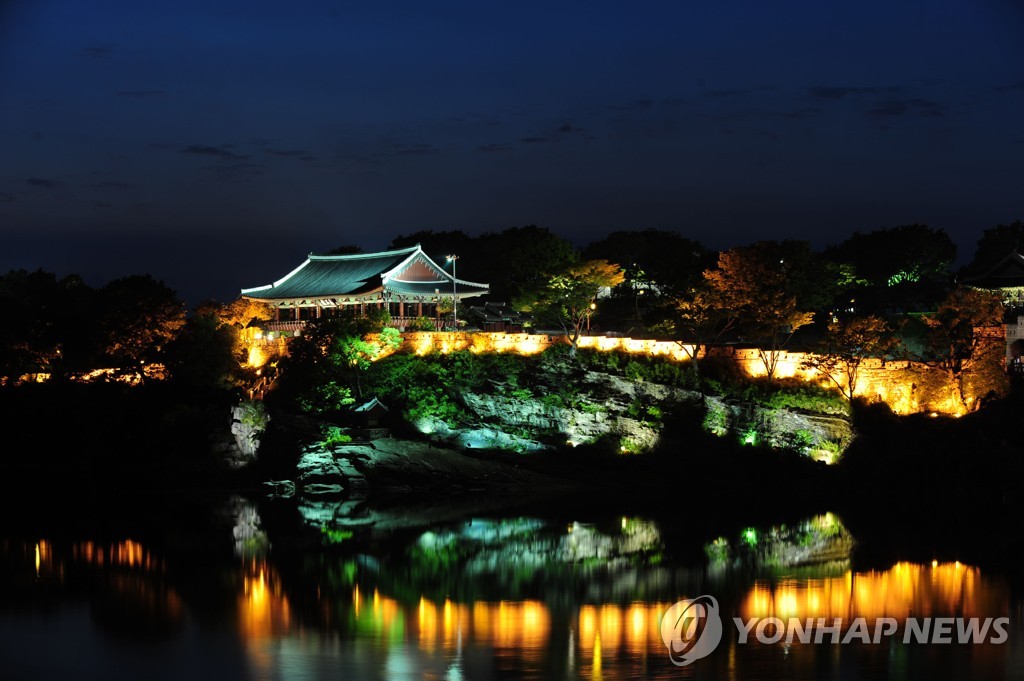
(97, 275, 186, 369)
(195, 297, 276, 361)
(801, 315, 901, 402)
(514, 260, 625, 355)
(280, 316, 401, 413)
(664, 283, 737, 380)
(584, 229, 712, 296)
(826, 225, 955, 312)
(922, 287, 1007, 411)
(704, 245, 815, 382)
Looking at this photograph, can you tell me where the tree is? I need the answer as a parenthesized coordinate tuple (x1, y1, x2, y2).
(514, 260, 625, 355)
(164, 313, 240, 390)
(922, 287, 1006, 411)
(801, 315, 901, 402)
(389, 225, 578, 302)
(704, 245, 815, 382)
(482, 226, 577, 302)
(96, 275, 186, 369)
(963, 220, 1024, 277)
(194, 297, 275, 361)
(826, 225, 956, 313)
(278, 316, 401, 413)
(326, 244, 365, 255)
(663, 283, 737, 381)
(0, 269, 74, 378)
(583, 230, 714, 331)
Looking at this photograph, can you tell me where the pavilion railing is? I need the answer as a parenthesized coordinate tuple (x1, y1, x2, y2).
(263, 317, 446, 334)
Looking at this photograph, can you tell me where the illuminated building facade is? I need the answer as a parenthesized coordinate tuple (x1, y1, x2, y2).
(241, 245, 489, 333)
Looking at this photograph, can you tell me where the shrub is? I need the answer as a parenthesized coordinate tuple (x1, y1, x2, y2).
(238, 400, 269, 432)
(406, 316, 436, 332)
(321, 425, 353, 446)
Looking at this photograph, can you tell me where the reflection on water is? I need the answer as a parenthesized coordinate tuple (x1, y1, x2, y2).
(240, 560, 292, 640)
(742, 561, 998, 622)
(4, 506, 1024, 680)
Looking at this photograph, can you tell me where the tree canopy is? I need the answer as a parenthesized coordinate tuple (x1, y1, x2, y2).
(514, 259, 625, 353)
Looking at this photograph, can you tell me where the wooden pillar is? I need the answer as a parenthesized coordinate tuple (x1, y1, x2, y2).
(359, 302, 365, 315)
(316, 305, 321, 319)
(417, 301, 423, 317)
(399, 301, 405, 318)
(274, 307, 280, 322)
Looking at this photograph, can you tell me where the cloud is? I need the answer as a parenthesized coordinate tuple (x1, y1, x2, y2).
(477, 144, 509, 153)
(200, 162, 266, 178)
(0, 192, 13, 203)
(520, 137, 547, 144)
(116, 90, 164, 98)
(868, 98, 944, 118)
(25, 177, 58, 188)
(808, 85, 904, 100)
(180, 144, 249, 160)
(558, 123, 584, 134)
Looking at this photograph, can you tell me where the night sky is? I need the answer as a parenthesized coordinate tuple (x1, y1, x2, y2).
(2, 0, 1023, 304)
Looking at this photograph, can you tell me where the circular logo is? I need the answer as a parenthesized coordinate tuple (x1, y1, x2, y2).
(660, 595, 723, 666)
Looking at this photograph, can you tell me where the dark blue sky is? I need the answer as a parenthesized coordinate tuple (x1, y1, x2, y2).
(2, 0, 1023, 303)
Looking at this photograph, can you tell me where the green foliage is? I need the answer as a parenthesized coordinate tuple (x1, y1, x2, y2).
(321, 425, 353, 446)
(321, 526, 354, 544)
(406, 316, 436, 331)
(760, 385, 847, 414)
(704, 378, 847, 416)
(508, 387, 533, 401)
(705, 537, 730, 566)
(576, 348, 694, 388)
(278, 316, 406, 415)
(239, 400, 269, 432)
(404, 385, 465, 426)
(618, 436, 646, 454)
(702, 401, 729, 436)
(297, 380, 354, 414)
(513, 260, 625, 346)
(792, 428, 815, 449)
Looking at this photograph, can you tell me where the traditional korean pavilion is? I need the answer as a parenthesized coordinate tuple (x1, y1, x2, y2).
(241, 244, 488, 331)
(965, 251, 1024, 308)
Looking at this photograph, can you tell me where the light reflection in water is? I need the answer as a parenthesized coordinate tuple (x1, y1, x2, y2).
(741, 561, 1000, 622)
(236, 560, 1012, 679)
(239, 560, 292, 640)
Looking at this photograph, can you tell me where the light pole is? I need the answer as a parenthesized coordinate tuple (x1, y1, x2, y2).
(446, 254, 460, 330)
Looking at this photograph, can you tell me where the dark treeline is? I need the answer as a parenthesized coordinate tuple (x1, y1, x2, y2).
(389, 220, 1022, 332)
(1, 219, 1022, 385)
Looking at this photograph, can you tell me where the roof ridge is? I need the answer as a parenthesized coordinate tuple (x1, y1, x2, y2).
(309, 245, 420, 260)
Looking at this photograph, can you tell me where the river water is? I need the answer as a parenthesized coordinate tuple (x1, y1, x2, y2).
(2, 494, 1022, 680)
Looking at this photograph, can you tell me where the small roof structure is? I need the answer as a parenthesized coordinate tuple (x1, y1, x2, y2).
(241, 244, 488, 307)
(467, 302, 527, 325)
(353, 397, 389, 414)
(965, 251, 1024, 290)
